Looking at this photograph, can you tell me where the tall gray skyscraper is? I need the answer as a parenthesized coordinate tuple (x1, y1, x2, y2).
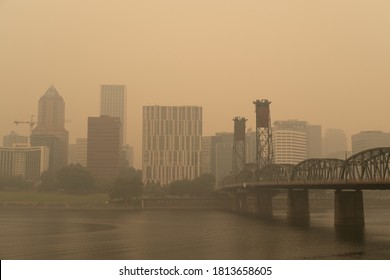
(100, 85, 127, 146)
(31, 86, 69, 172)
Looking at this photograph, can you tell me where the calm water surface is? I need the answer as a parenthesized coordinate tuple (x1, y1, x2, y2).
(1, 200, 390, 260)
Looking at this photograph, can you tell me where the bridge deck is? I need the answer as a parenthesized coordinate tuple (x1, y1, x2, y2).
(224, 181, 390, 191)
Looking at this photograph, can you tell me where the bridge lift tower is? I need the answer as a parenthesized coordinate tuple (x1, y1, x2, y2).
(253, 99, 273, 172)
(14, 115, 35, 144)
(232, 117, 247, 182)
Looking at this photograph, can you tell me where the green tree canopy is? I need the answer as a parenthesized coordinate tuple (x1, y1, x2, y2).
(144, 181, 164, 197)
(109, 167, 143, 201)
(56, 164, 95, 194)
(0, 175, 32, 190)
(166, 173, 215, 197)
(39, 171, 59, 191)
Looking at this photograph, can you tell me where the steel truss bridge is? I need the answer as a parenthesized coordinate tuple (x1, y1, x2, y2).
(222, 147, 390, 228)
(227, 147, 390, 189)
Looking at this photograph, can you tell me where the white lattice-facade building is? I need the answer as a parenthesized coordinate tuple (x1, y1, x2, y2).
(0, 144, 49, 182)
(142, 106, 202, 185)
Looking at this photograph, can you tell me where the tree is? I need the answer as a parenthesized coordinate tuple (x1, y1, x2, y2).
(192, 173, 215, 197)
(166, 173, 216, 197)
(118, 167, 142, 180)
(167, 179, 192, 196)
(39, 171, 59, 191)
(0, 175, 32, 190)
(56, 164, 95, 194)
(144, 181, 164, 197)
(109, 167, 143, 202)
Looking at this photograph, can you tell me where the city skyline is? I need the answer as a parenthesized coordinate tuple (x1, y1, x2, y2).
(1, 1, 390, 169)
(2, 84, 390, 169)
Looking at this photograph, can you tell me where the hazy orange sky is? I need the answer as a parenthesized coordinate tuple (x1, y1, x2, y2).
(1, 0, 390, 168)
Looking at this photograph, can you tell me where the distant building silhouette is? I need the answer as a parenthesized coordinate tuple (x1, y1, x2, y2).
(87, 115, 121, 179)
(142, 106, 202, 185)
(322, 128, 348, 159)
(3, 131, 28, 147)
(201, 133, 233, 186)
(100, 84, 131, 167)
(68, 138, 87, 167)
(306, 124, 322, 158)
(0, 144, 49, 182)
(201, 136, 213, 174)
(122, 144, 134, 168)
(30, 86, 69, 173)
(202, 131, 258, 186)
(351, 131, 390, 154)
(245, 129, 257, 164)
(214, 133, 234, 186)
(100, 85, 127, 146)
(68, 143, 77, 165)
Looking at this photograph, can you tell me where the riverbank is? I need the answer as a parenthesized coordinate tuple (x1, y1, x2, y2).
(0, 191, 230, 210)
(0, 191, 115, 209)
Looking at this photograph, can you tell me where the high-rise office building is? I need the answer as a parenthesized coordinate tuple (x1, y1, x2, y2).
(245, 129, 257, 164)
(68, 143, 77, 165)
(3, 131, 29, 147)
(75, 138, 88, 167)
(273, 129, 307, 164)
(351, 131, 390, 154)
(201, 136, 213, 174)
(30, 86, 69, 172)
(0, 144, 49, 182)
(272, 120, 321, 164)
(122, 144, 134, 168)
(322, 128, 348, 159)
(306, 125, 322, 158)
(214, 133, 233, 186)
(202, 132, 234, 186)
(142, 106, 202, 185)
(100, 85, 127, 146)
(87, 116, 121, 179)
(68, 138, 88, 167)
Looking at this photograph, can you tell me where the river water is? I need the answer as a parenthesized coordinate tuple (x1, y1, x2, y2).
(1, 198, 390, 260)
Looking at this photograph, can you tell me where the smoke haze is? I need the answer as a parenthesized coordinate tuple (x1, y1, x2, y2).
(1, 0, 390, 168)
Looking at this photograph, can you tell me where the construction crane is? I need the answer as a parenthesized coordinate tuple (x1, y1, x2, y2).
(14, 115, 36, 139)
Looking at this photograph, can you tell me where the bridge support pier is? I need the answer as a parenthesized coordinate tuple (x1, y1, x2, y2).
(334, 190, 364, 228)
(232, 191, 272, 218)
(287, 189, 310, 226)
(255, 190, 273, 219)
(232, 192, 247, 213)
